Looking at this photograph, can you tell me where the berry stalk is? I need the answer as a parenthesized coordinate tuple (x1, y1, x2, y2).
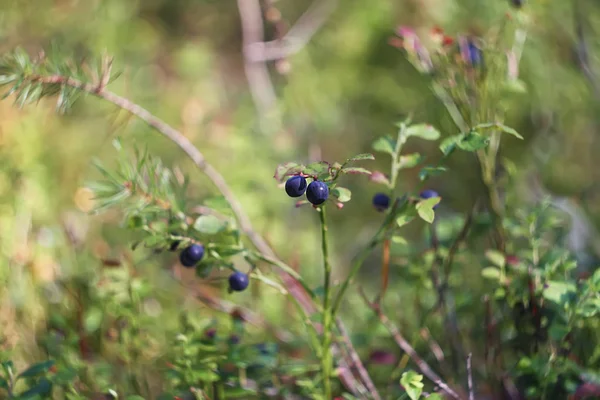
(318, 205, 334, 399)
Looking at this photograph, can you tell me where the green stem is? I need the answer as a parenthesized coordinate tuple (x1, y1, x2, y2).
(331, 198, 407, 318)
(319, 206, 333, 399)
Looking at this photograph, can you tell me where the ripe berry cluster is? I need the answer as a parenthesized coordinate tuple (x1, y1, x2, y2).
(285, 175, 329, 205)
(179, 244, 249, 292)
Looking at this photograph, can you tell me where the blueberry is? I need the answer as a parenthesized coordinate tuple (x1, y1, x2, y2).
(467, 40, 482, 66)
(285, 175, 307, 197)
(205, 328, 217, 339)
(229, 271, 250, 292)
(372, 193, 390, 212)
(511, 0, 523, 7)
(179, 244, 205, 267)
(419, 189, 440, 209)
(306, 181, 329, 205)
(229, 335, 240, 345)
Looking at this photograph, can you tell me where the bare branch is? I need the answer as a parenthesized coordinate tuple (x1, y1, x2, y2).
(244, 0, 339, 62)
(236, 0, 279, 128)
(467, 353, 474, 400)
(337, 320, 382, 400)
(359, 288, 464, 400)
(573, 0, 600, 102)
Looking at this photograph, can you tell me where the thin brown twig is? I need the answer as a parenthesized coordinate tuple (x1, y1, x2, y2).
(236, 0, 279, 128)
(359, 288, 463, 400)
(33, 74, 375, 397)
(244, 0, 338, 62)
(467, 353, 474, 400)
(337, 320, 382, 400)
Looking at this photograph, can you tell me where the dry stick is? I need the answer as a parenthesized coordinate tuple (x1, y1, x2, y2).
(35, 75, 374, 398)
(359, 289, 463, 400)
(337, 321, 382, 400)
(236, 0, 279, 125)
(244, 0, 339, 62)
(573, 0, 600, 103)
(467, 353, 474, 400)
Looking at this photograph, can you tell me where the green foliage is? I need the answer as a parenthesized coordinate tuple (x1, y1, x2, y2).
(1, 2, 600, 400)
(0, 46, 119, 113)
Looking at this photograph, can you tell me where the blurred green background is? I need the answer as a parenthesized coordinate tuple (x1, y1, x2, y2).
(2, 0, 600, 395)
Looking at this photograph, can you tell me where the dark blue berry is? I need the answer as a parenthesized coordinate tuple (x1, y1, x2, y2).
(511, 0, 523, 7)
(229, 335, 241, 345)
(179, 244, 205, 267)
(285, 175, 307, 197)
(229, 271, 250, 292)
(419, 189, 440, 209)
(205, 328, 217, 339)
(306, 181, 329, 205)
(467, 40, 482, 66)
(372, 193, 390, 212)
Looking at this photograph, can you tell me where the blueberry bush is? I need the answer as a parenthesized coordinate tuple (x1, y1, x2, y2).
(1, 1, 600, 399)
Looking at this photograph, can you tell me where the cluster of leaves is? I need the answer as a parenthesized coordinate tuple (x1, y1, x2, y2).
(0, 360, 55, 399)
(393, 20, 528, 127)
(162, 313, 328, 399)
(0, 46, 118, 113)
(482, 201, 600, 398)
(89, 139, 249, 279)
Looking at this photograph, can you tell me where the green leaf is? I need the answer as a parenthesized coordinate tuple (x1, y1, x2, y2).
(503, 79, 527, 94)
(439, 135, 461, 156)
(0, 74, 18, 85)
(415, 197, 440, 224)
(83, 307, 103, 333)
(274, 162, 302, 181)
(372, 136, 396, 156)
(427, 394, 444, 400)
(346, 153, 375, 162)
(418, 166, 447, 181)
(474, 122, 524, 139)
(193, 215, 227, 235)
(126, 396, 146, 400)
(332, 187, 352, 202)
(304, 161, 331, 176)
(497, 124, 524, 139)
(543, 281, 577, 306)
(405, 124, 441, 141)
(396, 214, 415, 228)
(485, 250, 506, 268)
(17, 378, 52, 399)
(481, 267, 501, 280)
(224, 387, 259, 398)
(456, 131, 489, 151)
(18, 360, 55, 379)
(391, 236, 408, 245)
(398, 153, 424, 169)
(341, 167, 371, 176)
(400, 371, 424, 400)
(417, 206, 434, 224)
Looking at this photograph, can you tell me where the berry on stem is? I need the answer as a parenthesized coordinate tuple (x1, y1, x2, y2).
(306, 181, 329, 205)
(179, 244, 205, 267)
(419, 189, 441, 209)
(229, 271, 250, 292)
(372, 193, 391, 212)
(285, 175, 307, 197)
(467, 40, 482, 66)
